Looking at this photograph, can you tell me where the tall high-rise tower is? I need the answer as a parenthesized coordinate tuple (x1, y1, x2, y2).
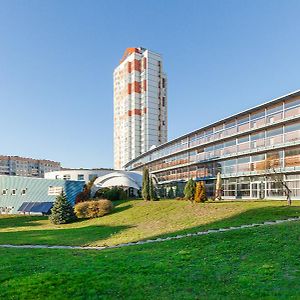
(113, 47, 168, 170)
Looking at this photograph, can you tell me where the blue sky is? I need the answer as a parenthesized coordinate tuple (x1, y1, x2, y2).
(1, 0, 300, 168)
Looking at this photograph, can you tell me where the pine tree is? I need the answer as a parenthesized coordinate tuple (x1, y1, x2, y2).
(149, 177, 156, 200)
(168, 187, 175, 199)
(199, 181, 207, 202)
(184, 178, 196, 200)
(49, 192, 77, 225)
(142, 167, 150, 201)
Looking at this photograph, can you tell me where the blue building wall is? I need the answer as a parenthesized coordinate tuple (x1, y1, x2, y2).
(0, 175, 85, 214)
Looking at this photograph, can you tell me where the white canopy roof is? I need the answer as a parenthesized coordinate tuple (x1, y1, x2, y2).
(91, 171, 143, 196)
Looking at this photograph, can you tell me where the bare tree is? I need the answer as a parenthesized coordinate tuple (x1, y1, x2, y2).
(214, 172, 222, 200)
(265, 155, 292, 206)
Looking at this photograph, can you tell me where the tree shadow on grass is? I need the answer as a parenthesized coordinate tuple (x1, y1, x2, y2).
(110, 204, 133, 215)
(0, 202, 133, 229)
(0, 224, 133, 246)
(148, 204, 300, 241)
(0, 216, 47, 229)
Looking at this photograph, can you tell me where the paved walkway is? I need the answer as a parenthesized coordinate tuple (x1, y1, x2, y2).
(0, 216, 299, 251)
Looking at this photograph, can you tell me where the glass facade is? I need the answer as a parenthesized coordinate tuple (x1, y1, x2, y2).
(125, 92, 300, 199)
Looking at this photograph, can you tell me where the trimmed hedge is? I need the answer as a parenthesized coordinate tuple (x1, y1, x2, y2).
(74, 199, 113, 219)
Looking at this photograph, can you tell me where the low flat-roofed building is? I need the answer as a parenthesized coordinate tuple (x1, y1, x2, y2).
(45, 168, 116, 183)
(0, 175, 84, 214)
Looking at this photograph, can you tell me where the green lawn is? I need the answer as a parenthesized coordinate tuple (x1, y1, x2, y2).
(0, 199, 300, 247)
(1, 221, 300, 299)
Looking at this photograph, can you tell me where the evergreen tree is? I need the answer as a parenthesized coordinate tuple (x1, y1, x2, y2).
(149, 177, 154, 200)
(199, 181, 207, 202)
(142, 167, 150, 201)
(184, 179, 196, 200)
(149, 177, 158, 201)
(49, 192, 77, 225)
(168, 187, 175, 199)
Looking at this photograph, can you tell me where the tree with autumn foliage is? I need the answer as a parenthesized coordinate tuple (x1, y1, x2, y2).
(194, 181, 207, 203)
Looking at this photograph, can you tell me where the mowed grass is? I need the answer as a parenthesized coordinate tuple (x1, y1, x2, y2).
(1, 221, 300, 299)
(0, 199, 300, 246)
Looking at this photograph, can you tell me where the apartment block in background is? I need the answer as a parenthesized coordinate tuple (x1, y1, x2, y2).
(113, 47, 168, 170)
(0, 156, 61, 178)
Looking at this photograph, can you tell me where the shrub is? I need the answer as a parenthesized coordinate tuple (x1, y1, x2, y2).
(194, 181, 208, 203)
(49, 192, 77, 225)
(94, 187, 110, 199)
(103, 187, 127, 201)
(74, 199, 113, 219)
(184, 179, 196, 200)
(199, 181, 207, 202)
(194, 182, 201, 203)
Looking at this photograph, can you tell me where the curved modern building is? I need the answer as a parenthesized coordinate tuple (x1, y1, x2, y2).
(125, 90, 300, 200)
(91, 171, 142, 197)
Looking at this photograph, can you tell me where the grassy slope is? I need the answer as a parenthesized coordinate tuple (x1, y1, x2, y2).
(1, 221, 300, 299)
(0, 199, 300, 246)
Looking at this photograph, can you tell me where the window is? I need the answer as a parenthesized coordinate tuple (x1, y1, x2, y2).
(238, 156, 250, 164)
(214, 143, 224, 150)
(21, 189, 27, 196)
(214, 124, 223, 132)
(267, 104, 283, 115)
(48, 186, 63, 196)
(252, 154, 265, 162)
(225, 159, 236, 166)
(225, 120, 236, 129)
(285, 147, 300, 167)
(77, 174, 85, 181)
(63, 174, 71, 180)
(238, 136, 249, 144)
(285, 98, 300, 109)
(205, 128, 213, 136)
(251, 132, 265, 141)
(2, 189, 7, 196)
(225, 139, 236, 147)
(285, 122, 300, 133)
(266, 127, 283, 138)
(237, 116, 249, 125)
(11, 189, 16, 196)
(251, 110, 265, 120)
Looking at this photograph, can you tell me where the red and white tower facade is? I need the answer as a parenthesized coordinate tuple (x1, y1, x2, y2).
(114, 47, 168, 170)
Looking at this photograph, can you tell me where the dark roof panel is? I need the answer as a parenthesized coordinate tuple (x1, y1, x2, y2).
(18, 202, 53, 213)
